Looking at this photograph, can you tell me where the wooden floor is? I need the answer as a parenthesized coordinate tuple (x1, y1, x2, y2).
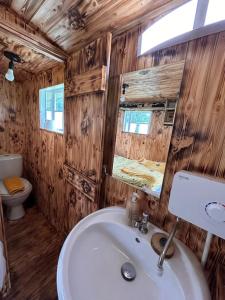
(4, 207, 64, 300)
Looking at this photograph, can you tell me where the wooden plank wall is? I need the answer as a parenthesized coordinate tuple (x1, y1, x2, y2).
(0, 70, 26, 298)
(0, 75, 26, 155)
(23, 63, 99, 233)
(115, 109, 173, 162)
(104, 26, 225, 298)
(22, 34, 111, 233)
(22, 64, 67, 232)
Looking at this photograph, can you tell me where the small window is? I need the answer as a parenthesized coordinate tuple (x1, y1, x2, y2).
(123, 110, 152, 135)
(140, 0, 225, 55)
(39, 84, 64, 134)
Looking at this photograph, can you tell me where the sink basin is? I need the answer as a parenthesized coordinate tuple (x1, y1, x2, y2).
(57, 207, 211, 300)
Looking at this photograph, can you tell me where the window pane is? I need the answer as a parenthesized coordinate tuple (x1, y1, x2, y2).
(139, 124, 149, 134)
(55, 112, 63, 130)
(123, 110, 151, 134)
(46, 92, 53, 110)
(46, 111, 52, 121)
(55, 92, 63, 112)
(39, 83, 64, 134)
(141, 0, 198, 54)
(205, 0, 225, 25)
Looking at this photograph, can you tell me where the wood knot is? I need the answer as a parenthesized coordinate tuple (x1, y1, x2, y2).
(11, 133, 19, 144)
(67, 135, 73, 148)
(58, 168, 64, 180)
(69, 188, 76, 205)
(81, 114, 91, 135)
(80, 180, 91, 194)
(48, 185, 54, 194)
(8, 107, 16, 122)
(85, 44, 96, 67)
(67, 170, 75, 181)
(41, 141, 47, 153)
(84, 169, 96, 178)
(68, 6, 86, 31)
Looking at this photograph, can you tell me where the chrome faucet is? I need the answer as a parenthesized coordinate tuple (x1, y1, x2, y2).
(135, 212, 149, 234)
(157, 217, 180, 270)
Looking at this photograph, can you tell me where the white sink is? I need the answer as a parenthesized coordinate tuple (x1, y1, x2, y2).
(57, 207, 211, 300)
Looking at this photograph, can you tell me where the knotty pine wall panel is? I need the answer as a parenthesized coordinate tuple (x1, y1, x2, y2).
(0, 75, 26, 155)
(23, 34, 111, 233)
(22, 64, 67, 232)
(23, 63, 98, 233)
(115, 110, 173, 162)
(65, 34, 111, 182)
(104, 26, 225, 298)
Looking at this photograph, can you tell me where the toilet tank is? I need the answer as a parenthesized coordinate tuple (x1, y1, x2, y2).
(0, 154, 23, 180)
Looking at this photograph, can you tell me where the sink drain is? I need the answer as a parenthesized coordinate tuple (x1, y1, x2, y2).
(121, 262, 136, 281)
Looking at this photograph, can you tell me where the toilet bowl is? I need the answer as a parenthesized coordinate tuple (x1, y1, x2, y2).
(0, 179, 32, 220)
(0, 154, 32, 221)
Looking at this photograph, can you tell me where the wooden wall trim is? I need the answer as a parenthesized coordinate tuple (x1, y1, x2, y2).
(65, 66, 107, 97)
(102, 76, 122, 177)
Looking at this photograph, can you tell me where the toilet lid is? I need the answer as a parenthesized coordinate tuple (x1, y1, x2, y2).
(0, 178, 32, 197)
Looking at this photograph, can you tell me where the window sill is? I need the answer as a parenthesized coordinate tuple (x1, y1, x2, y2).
(40, 128, 64, 136)
(122, 131, 149, 136)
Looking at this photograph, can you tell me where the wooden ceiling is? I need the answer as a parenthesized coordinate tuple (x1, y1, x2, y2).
(9, 0, 188, 52)
(0, 33, 59, 80)
(0, 0, 188, 80)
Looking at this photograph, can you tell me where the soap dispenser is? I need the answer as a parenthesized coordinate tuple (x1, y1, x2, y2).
(126, 192, 140, 227)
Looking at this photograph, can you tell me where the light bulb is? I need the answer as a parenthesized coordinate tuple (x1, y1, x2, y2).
(5, 68, 14, 82)
(120, 95, 126, 102)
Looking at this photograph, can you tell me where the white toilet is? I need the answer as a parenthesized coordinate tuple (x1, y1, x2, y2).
(0, 154, 32, 220)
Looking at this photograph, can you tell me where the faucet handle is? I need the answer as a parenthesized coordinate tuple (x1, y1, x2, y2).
(142, 212, 149, 223)
(138, 212, 149, 234)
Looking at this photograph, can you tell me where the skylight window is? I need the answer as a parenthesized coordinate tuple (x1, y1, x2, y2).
(141, 0, 197, 55)
(205, 0, 225, 25)
(140, 0, 225, 55)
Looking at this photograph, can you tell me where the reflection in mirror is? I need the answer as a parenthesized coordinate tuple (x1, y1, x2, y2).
(112, 61, 185, 199)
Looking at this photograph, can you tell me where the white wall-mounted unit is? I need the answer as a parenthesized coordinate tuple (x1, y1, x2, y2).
(169, 171, 225, 239)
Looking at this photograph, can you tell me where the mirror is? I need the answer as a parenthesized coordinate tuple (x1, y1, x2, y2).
(112, 61, 185, 199)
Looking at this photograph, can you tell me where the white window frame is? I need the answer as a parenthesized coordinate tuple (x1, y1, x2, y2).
(39, 83, 64, 134)
(138, 0, 225, 57)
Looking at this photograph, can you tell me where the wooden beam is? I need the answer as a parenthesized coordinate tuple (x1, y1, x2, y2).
(0, 5, 68, 62)
(21, 0, 48, 22)
(65, 66, 107, 97)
